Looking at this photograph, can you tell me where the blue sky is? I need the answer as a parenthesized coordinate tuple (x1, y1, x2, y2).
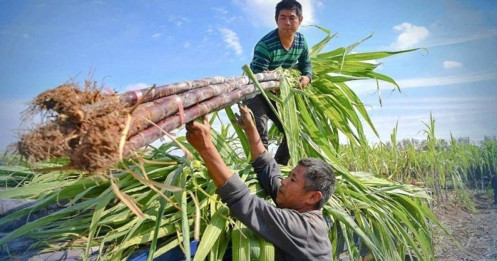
(1, 0, 496, 151)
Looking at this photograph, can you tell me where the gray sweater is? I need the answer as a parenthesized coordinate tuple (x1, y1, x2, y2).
(216, 152, 332, 260)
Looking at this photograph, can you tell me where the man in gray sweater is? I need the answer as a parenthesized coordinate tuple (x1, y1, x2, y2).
(186, 104, 335, 260)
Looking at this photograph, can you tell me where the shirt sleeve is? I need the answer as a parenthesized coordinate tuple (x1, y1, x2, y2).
(216, 174, 311, 259)
(251, 151, 282, 202)
(250, 41, 270, 74)
(298, 36, 312, 81)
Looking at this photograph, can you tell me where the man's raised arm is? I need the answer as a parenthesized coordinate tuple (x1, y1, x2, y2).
(186, 115, 232, 187)
(185, 104, 268, 187)
(234, 104, 266, 161)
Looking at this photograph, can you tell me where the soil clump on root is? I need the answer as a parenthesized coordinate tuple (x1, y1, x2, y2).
(18, 81, 127, 172)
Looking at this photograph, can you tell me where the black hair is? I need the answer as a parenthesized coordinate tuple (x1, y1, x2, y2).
(275, 0, 303, 18)
(298, 158, 336, 209)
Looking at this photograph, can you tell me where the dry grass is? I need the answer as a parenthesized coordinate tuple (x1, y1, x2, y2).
(433, 191, 497, 261)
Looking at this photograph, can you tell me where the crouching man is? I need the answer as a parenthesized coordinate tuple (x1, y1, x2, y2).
(186, 104, 335, 260)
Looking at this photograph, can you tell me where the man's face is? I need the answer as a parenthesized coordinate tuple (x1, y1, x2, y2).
(276, 164, 314, 210)
(275, 9, 303, 38)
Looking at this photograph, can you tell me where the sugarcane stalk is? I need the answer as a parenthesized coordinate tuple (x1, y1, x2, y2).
(119, 71, 280, 106)
(125, 81, 280, 153)
(72, 71, 280, 123)
(127, 77, 265, 137)
(19, 72, 281, 171)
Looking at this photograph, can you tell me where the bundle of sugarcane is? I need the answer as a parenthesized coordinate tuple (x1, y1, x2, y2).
(17, 67, 282, 172)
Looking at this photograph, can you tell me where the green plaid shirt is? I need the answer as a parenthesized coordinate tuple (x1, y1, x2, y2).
(250, 29, 312, 79)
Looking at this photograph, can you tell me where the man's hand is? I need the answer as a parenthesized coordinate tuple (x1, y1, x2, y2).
(299, 75, 311, 89)
(185, 114, 233, 188)
(234, 103, 255, 131)
(186, 115, 213, 153)
(233, 103, 266, 160)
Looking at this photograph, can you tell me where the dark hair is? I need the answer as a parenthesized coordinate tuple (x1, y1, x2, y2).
(275, 0, 303, 18)
(298, 158, 335, 209)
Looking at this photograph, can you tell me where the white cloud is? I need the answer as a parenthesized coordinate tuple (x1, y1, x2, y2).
(367, 96, 497, 112)
(22, 33, 29, 39)
(168, 16, 189, 27)
(378, 102, 493, 111)
(390, 23, 429, 50)
(212, 6, 237, 23)
(389, 96, 497, 104)
(212, 7, 228, 15)
(152, 33, 162, 38)
(443, 60, 463, 69)
(235, 0, 317, 27)
(122, 82, 149, 92)
(396, 71, 496, 88)
(316, 1, 324, 9)
(349, 70, 497, 94)
(203, 27, 214, 42)
(184, 41, 191, 48)
(426, 29, 497, 48)
(219, 27, 243, 56)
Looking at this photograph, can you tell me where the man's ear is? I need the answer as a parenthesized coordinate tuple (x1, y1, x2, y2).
(306, 191, 322, 206)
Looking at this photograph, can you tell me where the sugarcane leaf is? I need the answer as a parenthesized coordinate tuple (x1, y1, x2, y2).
(193, 207, 229, 261)
(308, 25, 337, 58)
(148, 198, 166, 261)
(232, 220, 251, 261)
(225, 106, 250, 159)
(0, 195, 102, 245)
(0, 180, 76, 198)
(346, 48, 423, 61)
(85, 187, 114, 256)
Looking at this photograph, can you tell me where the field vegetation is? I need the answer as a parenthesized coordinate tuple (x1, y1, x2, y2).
(0, 26, 495, 261)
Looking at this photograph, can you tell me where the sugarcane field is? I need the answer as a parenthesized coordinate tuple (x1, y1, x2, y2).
(1, 1, 497, 261)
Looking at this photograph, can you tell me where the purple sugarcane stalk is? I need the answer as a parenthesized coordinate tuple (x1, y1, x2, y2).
(125, 80, 280, 153)
(119, 71, 280, 106)
(128, 76, 267, 136)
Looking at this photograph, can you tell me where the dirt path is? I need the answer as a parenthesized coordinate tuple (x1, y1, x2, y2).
(433, 191, 497, 261)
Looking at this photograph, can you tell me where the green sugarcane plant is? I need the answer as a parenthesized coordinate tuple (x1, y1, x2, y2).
(338, 116, 497, 211)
